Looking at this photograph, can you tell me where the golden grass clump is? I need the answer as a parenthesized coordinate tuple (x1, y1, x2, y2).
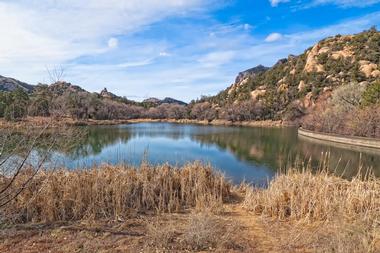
(243, 168, 380, 252)
(243, 168, 380, 222)
(1, 162, 230, 223)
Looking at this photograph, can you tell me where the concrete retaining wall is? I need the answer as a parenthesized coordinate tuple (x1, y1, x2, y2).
(298, 128, 380, 149)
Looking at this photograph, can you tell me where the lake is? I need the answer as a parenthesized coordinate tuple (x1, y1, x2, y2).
(28, 123, 380, 184)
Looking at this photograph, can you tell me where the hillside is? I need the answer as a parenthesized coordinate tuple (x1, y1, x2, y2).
(205, 27, 380, 122)
(0, 75, 34, 92)
(143, 97, 187, 106)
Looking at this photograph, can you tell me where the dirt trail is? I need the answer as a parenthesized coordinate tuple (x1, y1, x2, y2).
(224, 203, 278, 252)
(0, 203, 283, 253)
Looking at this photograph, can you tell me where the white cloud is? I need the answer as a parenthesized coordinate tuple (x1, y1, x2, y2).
(159, 51, 170, 57)
(269, 0, 289, 7)
(108, 38, 119, 49)
(265, 33, 283, 42)
(0, 0, 208, 82)
(198, 51, 236, 67)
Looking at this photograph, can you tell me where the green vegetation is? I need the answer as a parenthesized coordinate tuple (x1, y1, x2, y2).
(0, 88, 29, 121)
(362, 81, 380, 106)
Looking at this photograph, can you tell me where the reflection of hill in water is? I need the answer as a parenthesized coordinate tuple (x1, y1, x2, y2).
(191, 127, 299, 172)
(63, 127, 132, 159)
(191, 127, 380, 177)
(26, 123, 380, 178)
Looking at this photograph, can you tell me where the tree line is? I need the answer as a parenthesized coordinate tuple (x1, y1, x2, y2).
(0, 85, 271, 122)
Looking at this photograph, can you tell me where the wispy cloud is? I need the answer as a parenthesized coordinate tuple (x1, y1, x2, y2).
(265, 33, 283, 42)
(0, 0, 211, 81)
(269, 0, 290, 7)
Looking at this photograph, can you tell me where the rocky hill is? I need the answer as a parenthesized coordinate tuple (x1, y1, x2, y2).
(0, 75, 34, 92)
(143, 97, 187, 106)
(206, 27, 380, 121)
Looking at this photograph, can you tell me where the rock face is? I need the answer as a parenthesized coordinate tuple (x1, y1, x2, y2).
(100, 88, 117, 99)
(235, 65, 269, 84)
(304, 44, 325, 73)
(227, 65, 269, 97)
(251, 86, 267, 101)
(331, 46, 354, 59)
(359, 61, 379, 77)
(0, 75, 34, 92)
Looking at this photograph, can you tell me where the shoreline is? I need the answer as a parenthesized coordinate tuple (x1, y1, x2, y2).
(298, 127, 380, 149)
(0, 117, 295, 129)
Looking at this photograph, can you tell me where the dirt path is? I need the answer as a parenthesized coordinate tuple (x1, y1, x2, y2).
(224, 203, 278, 252)
(0, 203, 284, 253)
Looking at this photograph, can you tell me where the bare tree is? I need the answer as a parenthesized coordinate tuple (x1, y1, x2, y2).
(46, 65, 66, 83)
(0, 124, 55, 209)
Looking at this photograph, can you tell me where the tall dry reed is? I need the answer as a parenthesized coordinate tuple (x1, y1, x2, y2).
(243, 168, 380, 222)
(243, 167, 380, 252)
(1, 162, 230, 223)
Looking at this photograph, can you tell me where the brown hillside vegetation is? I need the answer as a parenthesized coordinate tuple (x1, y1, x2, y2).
(1, 163, 379, 252)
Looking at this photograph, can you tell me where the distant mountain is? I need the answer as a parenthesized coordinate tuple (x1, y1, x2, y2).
(162, 97, 187, 105)
(143, 97, 187, 106)
(143, 97, 162, 104)
(0, 75, 34, 92)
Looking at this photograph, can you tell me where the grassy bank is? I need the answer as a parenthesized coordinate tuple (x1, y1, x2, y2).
(1, 163, 379, 252)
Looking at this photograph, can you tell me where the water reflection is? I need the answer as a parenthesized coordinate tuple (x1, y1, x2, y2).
(5, 123, 380, 184)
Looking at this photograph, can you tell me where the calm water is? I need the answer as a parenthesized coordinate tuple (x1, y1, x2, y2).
(28, 123, 380, 184)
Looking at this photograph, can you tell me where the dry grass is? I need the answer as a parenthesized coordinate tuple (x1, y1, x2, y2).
(243, 168, 380, 252)
(145, 212, 248, 252)
(1, 162, 230, 223)
(2, 160, 380, 252)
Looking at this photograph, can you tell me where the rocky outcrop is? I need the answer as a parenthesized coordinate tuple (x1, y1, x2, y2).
(331, 46, 354, 59)
(251, 85, 266, 101)
(359, 61, 379, 78)
(304, 44, 325, 73)
(298, 80, 306, 92)
(48, 81, 85, 96)
(100, 88, 117, 99)
(235, 65, 269, 84)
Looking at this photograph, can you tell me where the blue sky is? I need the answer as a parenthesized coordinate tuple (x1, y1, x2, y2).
(1, 0, 380, 102)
